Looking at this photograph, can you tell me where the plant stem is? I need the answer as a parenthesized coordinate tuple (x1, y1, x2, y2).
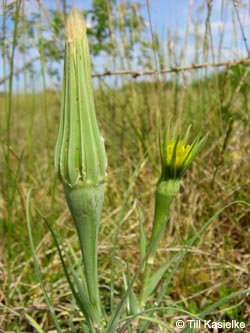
(64, 184, 104, 328)
(139, 179, 180, 309)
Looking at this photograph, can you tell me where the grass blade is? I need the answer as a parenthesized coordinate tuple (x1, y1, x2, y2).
(199, 288, 250, 318)
(138, 204, 147, 258)
(36, 209, 97, 330)
(24, 313, 45, 333)
(26, 188, 63, 333)
(110, 157, 147, 312)
(140, 200, 250, 332)
(120, 306, 202, 332)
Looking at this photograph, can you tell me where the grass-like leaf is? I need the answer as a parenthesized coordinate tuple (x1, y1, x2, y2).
(110, 157, 148, 312)
(138, 204, 147, 258)
(140, 200, 250, 332)
(36, 208, 97, 331)
(198, 288, 250, 318)
(24, 313, 45, 333)
(141, 259, 173, 303)
(26, 188, 63, 333)
(120, 306, 202, 332)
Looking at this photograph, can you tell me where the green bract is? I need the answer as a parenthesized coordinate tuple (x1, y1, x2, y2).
(54, 10, 107, 187)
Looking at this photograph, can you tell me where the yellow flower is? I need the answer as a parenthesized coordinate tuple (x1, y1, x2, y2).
(159, 125, 207, 180)
(166, 140, 191, 168)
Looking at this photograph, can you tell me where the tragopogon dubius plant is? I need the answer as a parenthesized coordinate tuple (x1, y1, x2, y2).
(53, 9, 207, 333)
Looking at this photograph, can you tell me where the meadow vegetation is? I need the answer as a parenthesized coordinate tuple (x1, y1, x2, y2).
(0, 0, 250, 332)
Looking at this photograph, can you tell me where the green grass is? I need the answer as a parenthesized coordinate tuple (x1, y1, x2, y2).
(1, 1, 250, 331)
(1, 72, 250, 331)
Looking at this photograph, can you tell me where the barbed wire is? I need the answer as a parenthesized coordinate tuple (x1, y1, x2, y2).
(0, 57, 250, 86)
(0, 56, 39, 86)
(92, 58, 250, 78)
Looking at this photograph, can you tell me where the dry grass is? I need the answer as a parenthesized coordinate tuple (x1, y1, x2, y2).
(1, 74, 250, 331)
(1, 0, 250, 331)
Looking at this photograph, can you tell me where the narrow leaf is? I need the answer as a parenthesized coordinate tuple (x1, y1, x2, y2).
(26, 189, 63, 333)
(36, 209, 97, 329)
(24, 313, 45, 333)
(138, 205, 147, 258)
(141, 260, 171, 303)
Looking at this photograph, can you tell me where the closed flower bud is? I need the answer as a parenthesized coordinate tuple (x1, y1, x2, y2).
(54, 9, 107, 188)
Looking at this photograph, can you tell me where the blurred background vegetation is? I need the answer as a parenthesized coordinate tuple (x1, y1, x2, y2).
(0, 0, 250, 331)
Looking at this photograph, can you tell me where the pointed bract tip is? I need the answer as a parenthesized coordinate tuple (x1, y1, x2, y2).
(66, 9, 86, 42)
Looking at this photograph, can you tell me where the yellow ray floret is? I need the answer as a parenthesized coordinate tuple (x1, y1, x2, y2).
(166, 140, 191, 168)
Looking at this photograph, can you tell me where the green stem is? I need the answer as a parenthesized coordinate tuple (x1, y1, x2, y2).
(139, 179, 180, 308)
(64, 183, 104, 328)
(5, 0, 20, 243)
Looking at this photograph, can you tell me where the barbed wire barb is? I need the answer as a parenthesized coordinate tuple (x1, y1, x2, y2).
(0, 58, 250, 86)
